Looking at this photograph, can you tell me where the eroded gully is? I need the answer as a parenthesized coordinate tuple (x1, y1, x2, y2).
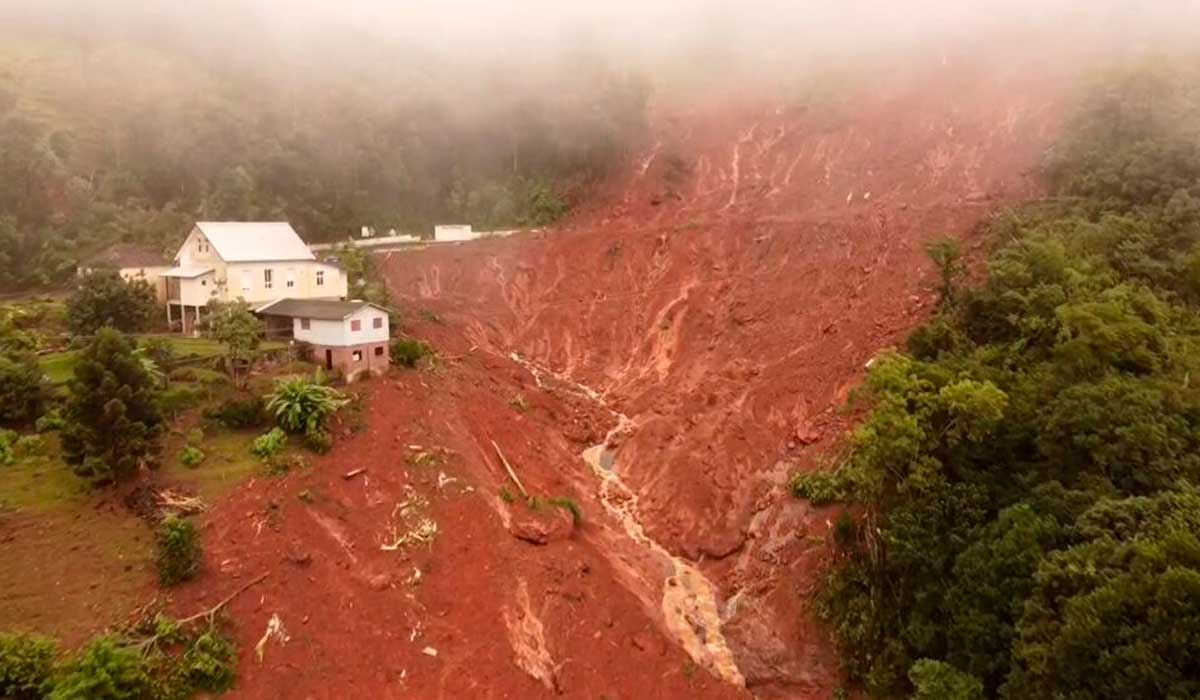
(509, 351, 747, 688)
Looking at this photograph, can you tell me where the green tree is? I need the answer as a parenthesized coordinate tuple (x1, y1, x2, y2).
(61, 328, 164, 484)
(0, 352, 51, 425)
(1005, 489, 1200, 699)
(67, 271, 157, 336)
(909, 660, 984, 700)
(202, 301, 263, 386)
(925, 238, 965, 306)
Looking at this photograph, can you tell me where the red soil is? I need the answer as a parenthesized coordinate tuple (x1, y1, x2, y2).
(183, 49, 1076, 698)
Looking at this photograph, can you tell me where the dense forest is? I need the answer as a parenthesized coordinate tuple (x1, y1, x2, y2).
(794, 60, 1200, 698)
(0, 13, 650, 290)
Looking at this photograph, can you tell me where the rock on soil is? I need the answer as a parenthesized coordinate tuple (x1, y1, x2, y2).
(509, 508, 575, 545)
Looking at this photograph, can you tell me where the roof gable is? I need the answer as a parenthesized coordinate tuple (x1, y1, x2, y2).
(194, 222, 315, 263)
(85, 243, 167, 269)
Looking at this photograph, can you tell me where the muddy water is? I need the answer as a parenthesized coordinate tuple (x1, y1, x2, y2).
(510, 352, 746, 687)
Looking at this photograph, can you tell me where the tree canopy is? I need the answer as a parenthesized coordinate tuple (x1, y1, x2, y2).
(60, 328, 164, 484)
(0, 32, 650, 291)
(795, 60, 1200, 698)
(66, 271, 157, 336)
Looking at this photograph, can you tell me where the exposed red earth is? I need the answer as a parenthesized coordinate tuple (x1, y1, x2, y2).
(182, 49, 1075, 698)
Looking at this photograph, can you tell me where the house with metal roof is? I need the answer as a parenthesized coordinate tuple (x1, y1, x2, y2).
(255, 298, 391, 381)
(77, 243, 172, 301)
(162, 222, 347, 333)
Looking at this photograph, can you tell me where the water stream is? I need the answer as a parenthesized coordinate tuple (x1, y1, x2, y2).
(509, 352, 746, 687)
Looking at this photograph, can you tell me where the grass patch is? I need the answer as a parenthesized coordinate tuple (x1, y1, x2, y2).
(36, 351, 76, 385)
(38, 336, 288, 385)
(161, 430, 269, 501)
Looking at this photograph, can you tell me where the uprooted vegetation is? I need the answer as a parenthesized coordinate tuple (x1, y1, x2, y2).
(795, 62, 1200, 698)
(0, 612, 237, 700)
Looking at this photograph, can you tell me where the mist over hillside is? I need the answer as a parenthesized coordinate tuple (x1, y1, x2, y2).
(0, 0, 1196, 290)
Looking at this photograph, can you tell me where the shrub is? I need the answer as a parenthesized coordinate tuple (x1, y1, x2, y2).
(179, 445, 205, 468)
(0, 429, 17, 465)
(159, 385, 204, 416)
(390, 339, 432, 368)
(790, 471, 847, 506)
(205, 396, 264, 429)
(0, 352, 51, 426)
(265, 376, 347, 435)
(547, 496, 583, 526)
(302, 428, 333, 455)
(265, 453, 305, 476)
(48, 637, 152, 700)
(60, 329, 164, 485)
(178, 630, 236, 693)
(0, 633, 57, 699)
(138, 337, 176, 369)
(156, 516, 201, 586)
(34, 409, 64, 433)
(251, 428, 287, 461)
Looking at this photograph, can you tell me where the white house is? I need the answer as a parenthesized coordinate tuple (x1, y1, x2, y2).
(161, 222, 347, 333)
(255, 298, 391, 381)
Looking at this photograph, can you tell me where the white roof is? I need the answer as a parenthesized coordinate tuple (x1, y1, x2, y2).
(161, 266, 213, 278)
(195, 222, 315, 263)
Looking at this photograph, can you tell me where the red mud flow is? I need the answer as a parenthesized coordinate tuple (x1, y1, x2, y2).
(182, 51, 1072, 698)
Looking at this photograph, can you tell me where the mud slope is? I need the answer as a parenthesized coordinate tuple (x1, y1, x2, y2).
(179, 331, 749, 700)
(381, 53, 1070, 692)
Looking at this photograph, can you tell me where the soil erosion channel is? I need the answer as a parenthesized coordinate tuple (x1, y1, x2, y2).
(516, 351, 745, 686)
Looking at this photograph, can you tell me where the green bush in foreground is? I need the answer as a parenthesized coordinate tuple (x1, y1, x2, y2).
(265, 375, 346, 436)
(390, 338, 432, 368)
(49, 637, 152, 700)
(251, 427, 287, 461)
(179, 445, 205, 467)
(204, 396, 264, 429)
(0, 633, 57, 699)
(2, 618, 238, 700)
(156, 516, 201, 586)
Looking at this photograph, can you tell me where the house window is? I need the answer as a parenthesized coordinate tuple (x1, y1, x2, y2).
(240, 269, 251, 294)
(352, 350, 363, 362)
(372, 317, 383, 329)
(263, 269, 273, 289)
(316, 270, 325, 286)
(350, 319, 362, 332)
(286, 269, 295, 288)
(300, 318, 310, 330)
(374, 346, 385, 357)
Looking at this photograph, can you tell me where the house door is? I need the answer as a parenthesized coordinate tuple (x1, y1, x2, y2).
(325, 349, 333, 371)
